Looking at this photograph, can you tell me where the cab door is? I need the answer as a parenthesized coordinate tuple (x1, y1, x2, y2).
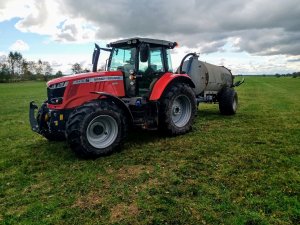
(138, 47, 166, 96)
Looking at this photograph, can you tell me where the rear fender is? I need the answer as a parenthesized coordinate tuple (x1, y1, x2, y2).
(149, 73, 195, 101)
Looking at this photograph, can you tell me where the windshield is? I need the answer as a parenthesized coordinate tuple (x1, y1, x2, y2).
(109, 47, 136, 72)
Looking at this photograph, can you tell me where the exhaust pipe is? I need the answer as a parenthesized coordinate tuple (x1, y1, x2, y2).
(92, 43, 100, 72)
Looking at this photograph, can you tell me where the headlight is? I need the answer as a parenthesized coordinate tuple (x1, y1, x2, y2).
(48, 81, 68, 89)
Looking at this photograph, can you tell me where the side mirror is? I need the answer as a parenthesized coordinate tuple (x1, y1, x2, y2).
(140, 43, 150, 62)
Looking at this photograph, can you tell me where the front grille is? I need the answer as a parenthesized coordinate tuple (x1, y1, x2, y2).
(47, 87, 66, 103)
(47, 81, 68, 104)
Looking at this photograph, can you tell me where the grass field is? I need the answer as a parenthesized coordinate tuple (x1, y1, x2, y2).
(0, 77, 299, 224)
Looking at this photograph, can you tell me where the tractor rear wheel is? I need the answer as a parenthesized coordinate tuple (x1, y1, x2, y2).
(65, 100, 127, 158)
(159, 83, 196, 135)
(218, 87, 238, 115)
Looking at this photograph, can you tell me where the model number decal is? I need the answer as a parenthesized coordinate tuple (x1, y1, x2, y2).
(73, 76, 123, 85)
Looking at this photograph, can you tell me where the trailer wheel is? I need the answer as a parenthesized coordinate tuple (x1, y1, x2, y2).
(37, 103, 65, 141)
(218, 87, 238, 115)
(65, 100, 127, 158)
(159, 83, 196, 135)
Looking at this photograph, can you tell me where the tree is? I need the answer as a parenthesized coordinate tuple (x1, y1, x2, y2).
(8, 51, 22, 76)
(292, 72, 300, 78)
(21, 59, 32, 80)
(0, 64, 10, 83)
(43, 61, 53, 76)
(82, 68, 90, 73)
(34, 60, 53, 80)
(55, 71, 63, 77)
(35, 59, 43, 76)
(27, 61, 37, 80)
(71, 63, 82, 74)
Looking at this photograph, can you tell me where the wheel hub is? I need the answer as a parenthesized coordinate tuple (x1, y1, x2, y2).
(232, 96, 237, 112)
(171, 95, 192, 128)
(93, 125, 104, 135)
(86, 115, 118, 149)
(173, 105, 181, 115)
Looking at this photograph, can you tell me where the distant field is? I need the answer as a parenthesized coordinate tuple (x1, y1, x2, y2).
(0, 77, 299, 224)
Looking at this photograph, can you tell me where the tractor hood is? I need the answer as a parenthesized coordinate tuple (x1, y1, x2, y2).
(47, 71, 123, 88)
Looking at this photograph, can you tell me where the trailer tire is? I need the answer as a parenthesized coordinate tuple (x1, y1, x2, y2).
(65, 100, 127, 158)
(159, 83, 196, 135)
(37, 103, 65, 141)
(218, 87, 238, 115)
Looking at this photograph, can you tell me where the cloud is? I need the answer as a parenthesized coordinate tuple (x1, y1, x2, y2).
(53, 18, 97, 43)
(15, 0, 65, 36)
(287, 57, 300, 62)
(233, 28, 300, 56)
(0, 0, 34, 22)
(7, 0, 96, 43)
(0, 54, 6, 64)
(51, 61, 63, 67)
(9, 40, 30, 51)
(3, 0, 300, 57)
(58, 0, 300, 57)
(1, 0, 300, 74)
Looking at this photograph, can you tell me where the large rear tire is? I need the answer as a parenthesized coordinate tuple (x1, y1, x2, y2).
(65, 100, 127, 158)
(159, 83, 197, 135)
(218, 87, 238, 115)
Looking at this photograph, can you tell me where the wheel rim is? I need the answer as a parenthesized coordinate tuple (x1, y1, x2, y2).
(171, 95, 192, 127)
(232, 94, 238, 112)
(86, 115, 118, 149)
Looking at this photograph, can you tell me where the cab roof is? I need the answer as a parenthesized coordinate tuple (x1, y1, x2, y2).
(107, 37, 177, 49)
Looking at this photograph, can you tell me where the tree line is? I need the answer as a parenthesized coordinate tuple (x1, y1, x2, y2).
(274, 72, 300, 78)
(0, 51, 91, 83)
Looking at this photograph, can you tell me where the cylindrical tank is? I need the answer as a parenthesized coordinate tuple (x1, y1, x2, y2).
(181, 55, 233, 95)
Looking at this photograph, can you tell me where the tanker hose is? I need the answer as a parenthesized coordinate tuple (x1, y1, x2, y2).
(233, 77, 245, 87)
(178, 53, 198, 74)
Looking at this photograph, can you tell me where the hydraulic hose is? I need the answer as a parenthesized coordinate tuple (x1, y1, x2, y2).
(178, 53, 198, 74)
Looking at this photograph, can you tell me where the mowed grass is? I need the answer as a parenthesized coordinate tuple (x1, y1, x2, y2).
(0, 77, 299, 225)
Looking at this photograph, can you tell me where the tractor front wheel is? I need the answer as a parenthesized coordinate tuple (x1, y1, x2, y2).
(65, 100, 127, 158)
(159, 83, 197, 135)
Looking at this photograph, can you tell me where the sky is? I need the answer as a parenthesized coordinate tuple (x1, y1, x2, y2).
(0, 0, 300, 75)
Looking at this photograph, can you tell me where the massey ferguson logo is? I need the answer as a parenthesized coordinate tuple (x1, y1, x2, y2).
(73, 76, 123, 85)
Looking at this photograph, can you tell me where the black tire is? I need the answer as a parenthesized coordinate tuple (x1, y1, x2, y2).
(65, 100, 128, 158)
(159, 83, 197, 135)
(37, 103, 65, 141)
(218, 87, 238, 115)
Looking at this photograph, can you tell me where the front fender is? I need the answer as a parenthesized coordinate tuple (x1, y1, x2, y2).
(90, 91, 134, 124)
(149, 73, 195, 101)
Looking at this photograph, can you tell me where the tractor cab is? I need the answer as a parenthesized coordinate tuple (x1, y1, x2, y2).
(93, 37, 177, 97)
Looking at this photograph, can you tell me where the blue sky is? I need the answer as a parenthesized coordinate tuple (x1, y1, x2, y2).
(0, 18, 100, 74)
(1, 0, 299, 75)
(0, 19, 90, 55)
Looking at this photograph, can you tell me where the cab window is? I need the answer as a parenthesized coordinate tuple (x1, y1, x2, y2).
(109, 47, 136, 72)
(139, 47, 164, 74)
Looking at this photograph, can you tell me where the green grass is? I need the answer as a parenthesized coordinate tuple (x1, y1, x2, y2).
(0, 77, 299, 224)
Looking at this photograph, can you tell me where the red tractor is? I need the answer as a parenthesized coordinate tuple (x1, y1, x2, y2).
(30, 37, 242, 158)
